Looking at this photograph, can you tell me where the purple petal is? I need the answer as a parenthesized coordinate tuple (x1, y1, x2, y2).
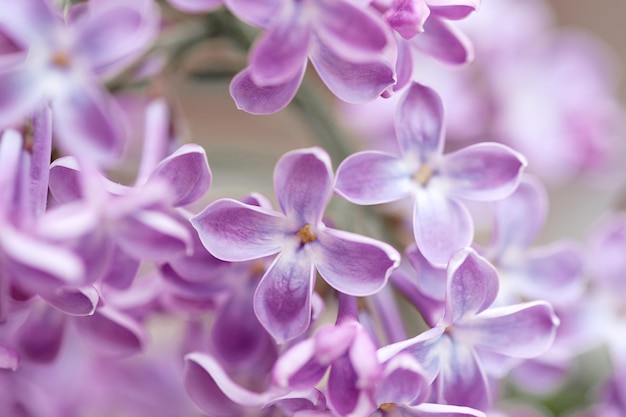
(0, 67, 43, 128)
(230, 65, 305, 114)
(248, 2, 311, 86)
(334, 151, 413, 205)
(444, 248, 498, 325)
(376, 353, 430, 406)
(274, 147, 333, 226)
(41, 285, 99, 316)
(315, 0, 391, 60)
(273, 338, 329, 389)
(313, 227, 399, 296)
(52, 84, 127, 164)
(436, 339, 490, 410)
(184, 353, 264, 416)
(191, 198, 286, 262)
(384, 0, 431, 39)
(410, 17, 472, 65)
(74, 305, 146, 356)
(490, 176, 547, 255)
(440, 143, 526, 201)
(413, 190, 473, 268)
(254, 251, 315, 344)
(0, 0, 58, 46)
(407, 402, 487, 416)
(327, 354, 378, 417)
(224, 0, 282, 27)
(28, 107, 53, 217)
(427, 0, 480, 20)
(0, 344, 19, 371)
(148, 143, 212, 207)
(14, 304, 65, 363)
(135, 97, 172, 184)
(73, 0, 159, 77)
(116, 208, 192, 261)
(167, 0, 222, 13)
(406, 244, 446, 302)
(48, 156, 83, 203)
(461, 301, 559, 358)
(309, 38, 396, 103)
(0, 129, 22, 212)
(395, 82, 444, 160)
(101, 245, 141, 289)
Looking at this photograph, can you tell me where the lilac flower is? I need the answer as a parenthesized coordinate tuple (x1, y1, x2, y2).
(192, 147, 400, 343)
(167, 0, 223, 13)
(228, 0, 396, 114)
(335, 82, 526, 267)
(377, 248, 559, 410)
(0, 0, 159, 163)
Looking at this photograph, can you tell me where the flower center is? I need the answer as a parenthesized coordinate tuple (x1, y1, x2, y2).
(296, 224, 317, 244)
(379, 403, 396, 412)
(413, 164, 434, 186)
(51, 51, 71, 68)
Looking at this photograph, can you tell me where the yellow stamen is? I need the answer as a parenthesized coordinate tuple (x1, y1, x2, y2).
(379, 403, 396, 412)
(296, 224, 316, 244)
(51, 51, 71, 68)
(413, 164, 433, 186)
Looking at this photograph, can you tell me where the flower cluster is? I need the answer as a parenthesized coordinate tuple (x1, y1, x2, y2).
(0, 0, 624, 416)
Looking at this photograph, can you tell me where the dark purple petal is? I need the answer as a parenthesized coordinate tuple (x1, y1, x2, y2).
(315, 0, 391, 60)
(395, 82, 444, 160)
(410, 17, 472, 65)
(443, 249, 498, 325)
(73, 0, 159, 77)
(327, 354, 378, 417)
(413, 190, 473, 268)
(74, 305, 146, 356)
(274, 147, 333, 226)
(148, 143, 212, 207)
(48, 156, 83, 203)
(230, 65, 305, 114)
(490, 176, 547, 255)
(440, 143, 526, 201)
(52, 84, 127, 164)
(334, 151, 413, 205)
(310, 38, 396, 103)
(248, 2, 311, 86)
(462, 301, 559, 358)
(376, 353, 430, 406)
(254, 251, 315, 344)
(313, 227, 399, 296)
(191, 198, 286, 262)
(14, 304, 65, 363)
(273, 338, 329, 389)
(384, 0, 431, 39)
(101, 246, 141, 289)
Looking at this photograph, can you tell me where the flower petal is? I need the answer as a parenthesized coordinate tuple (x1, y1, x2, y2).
(310, 38, 396, 103)
(315, 0, 390, 61)
(444, 248, 498, 324)
(41, 285, 99, 316)
(14, 304, 65, 363)
(413, 189, 473, 268)
(29, 107, 53, 216)
(167, 0, 222, 13)
(0, 66, 43, 128)
(427, 0, 480, 20)
(407, 402, 487, 416)
(191, 198, 286, 262)
(274, 147, 333, 226)
(148, 143, 212, 207)
(224, 0, 282, 27)
(376, 353, 430, 406)
(334, 151, 413, 205)
(410, 17, 472, 65)
(490, 176, 547, 255)
(461, 301, 559, 358)
(395, 82, 444, 160)
(52, 84, 127, 164)
(73, 0, 159, 78)
(0, 343, 19, 371)
(313, 227, 399, 296)
(248, 2, 311, 86)
(229, 65, 305, 114)
(384, 0, 430, 39)
(440, 143, 526, 201)
(254, 251, 315, 344)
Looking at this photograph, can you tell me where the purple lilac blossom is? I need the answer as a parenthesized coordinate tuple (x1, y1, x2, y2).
(228, 0, 397, 114)
(335, 82, 526, 266)
(0, 0, 159, 164)
(377, 248, 559, 410)
(192, 147, 400, 343)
